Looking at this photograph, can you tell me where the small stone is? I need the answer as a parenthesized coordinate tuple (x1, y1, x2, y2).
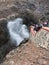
(6, 55, 13, 59)
(9, 60, 14, 65)
(37, 58, 47, 65)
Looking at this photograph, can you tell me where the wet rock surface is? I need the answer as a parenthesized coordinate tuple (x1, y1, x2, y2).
(0, 0, 49, 65)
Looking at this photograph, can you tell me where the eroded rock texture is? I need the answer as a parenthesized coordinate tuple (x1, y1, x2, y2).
(0, 0, 49, 65)
(30, 29, 49, 50)
(0, 0, 49, 46)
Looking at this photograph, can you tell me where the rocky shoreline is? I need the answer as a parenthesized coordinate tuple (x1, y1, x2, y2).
(0, 0, 49, 65)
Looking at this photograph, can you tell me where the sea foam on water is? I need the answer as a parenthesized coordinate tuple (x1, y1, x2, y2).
(7, 18, 29, 46)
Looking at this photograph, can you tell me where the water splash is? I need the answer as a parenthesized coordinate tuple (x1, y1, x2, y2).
(7, 18, 29, 46)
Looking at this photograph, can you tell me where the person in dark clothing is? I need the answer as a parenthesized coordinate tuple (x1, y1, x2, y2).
(30, 21, 49, 35)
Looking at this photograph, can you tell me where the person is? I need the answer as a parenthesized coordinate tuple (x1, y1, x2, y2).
(30, 23, 42, 35)
(42, 26, 49, 31)
(30, 22, 49, 36)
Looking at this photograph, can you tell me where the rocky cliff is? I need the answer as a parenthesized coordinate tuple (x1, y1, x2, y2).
(0, 0, 49, 65)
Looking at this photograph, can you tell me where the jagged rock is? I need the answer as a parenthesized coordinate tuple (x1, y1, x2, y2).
(0, 20, 9, 47)
(30, 29, 49, 50)
(0, 0, 49, 65)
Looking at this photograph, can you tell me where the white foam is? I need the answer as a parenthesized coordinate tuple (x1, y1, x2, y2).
(7, 18, 29, 46)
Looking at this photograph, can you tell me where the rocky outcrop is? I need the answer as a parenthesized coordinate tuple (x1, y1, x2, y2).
(0, 0, 49, 65)
(1, 41, 49, 65)
(30, 29, 49, 50)
(0, 0, 49, 46)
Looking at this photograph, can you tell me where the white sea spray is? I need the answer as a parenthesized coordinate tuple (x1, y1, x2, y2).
(7, 18, 29, 46)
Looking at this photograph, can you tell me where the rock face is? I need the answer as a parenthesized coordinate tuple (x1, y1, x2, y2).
(0, 20, 9, 47)
(1, 42, 49, 65)
(0, 0, 49, 65)
(30, 29, 49, 50)
(0, 0, 49, 47)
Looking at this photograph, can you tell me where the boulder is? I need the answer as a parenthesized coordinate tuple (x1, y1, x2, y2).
(30, 29, 49, 50)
